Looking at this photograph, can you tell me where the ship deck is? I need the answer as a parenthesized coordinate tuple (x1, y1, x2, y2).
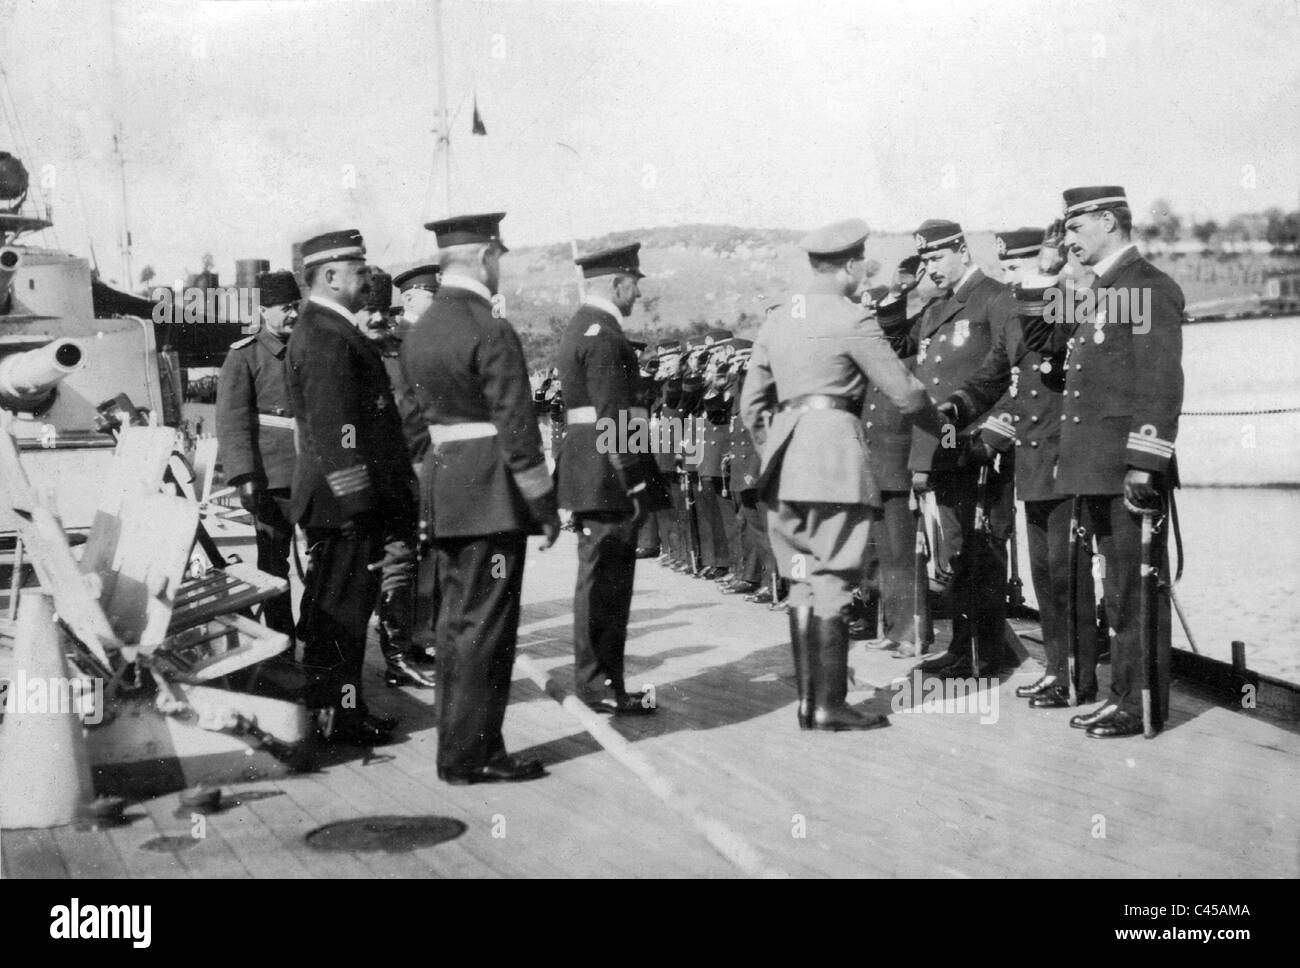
(2, 529, 1297, 879)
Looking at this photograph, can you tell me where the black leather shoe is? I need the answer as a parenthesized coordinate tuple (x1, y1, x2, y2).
(438, 755, 545, 785)
(847, 617, 873, 639)
(745, 587, 774, 604)
(635, 547, 660, 559)
(722, 580, 760, 595)
(1070, 702, 1118, 730)
(1016, 674, 1058, 698)
(1029, 684, 1071, 708)
(918, 651, 962, 672)
(1086, 709, 1144, 738)
(586, 692, 656, 716)
(698, 566, 728, 580)
(385, 655, 437, 689)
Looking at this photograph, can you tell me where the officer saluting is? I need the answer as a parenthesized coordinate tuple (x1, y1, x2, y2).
(740, 219, 945, 731)
(1046, 186, 1184, 738)
(400, 212, 559, 783)
(556, 242, 666, 715)
(215, 269, 301, 641)
(287, 230, 417, 745)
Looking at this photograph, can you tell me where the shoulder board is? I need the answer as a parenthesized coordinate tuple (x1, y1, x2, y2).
(230, 336, 256, 349)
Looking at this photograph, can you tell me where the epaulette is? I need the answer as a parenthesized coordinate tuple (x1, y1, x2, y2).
(230, 335, 256, 349)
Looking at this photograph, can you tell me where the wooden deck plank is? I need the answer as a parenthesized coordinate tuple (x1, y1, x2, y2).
(51, 823, 131, 879)
(0, 828, 69, 879)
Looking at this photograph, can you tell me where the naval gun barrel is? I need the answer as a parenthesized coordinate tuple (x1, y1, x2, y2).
(0, 246, 21, 314)
(0, 339, 85, 410)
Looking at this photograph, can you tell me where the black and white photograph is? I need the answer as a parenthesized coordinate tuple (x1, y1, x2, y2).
(0, 0, 1295, 906)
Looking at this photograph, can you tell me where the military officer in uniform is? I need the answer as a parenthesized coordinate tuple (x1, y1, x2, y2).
(693, 331, 734, 582)
(718, 338, 768, 597)
(1036, 186, 1184, 738)
(555, 242, 668, 715)
(880, 219, 1019, 679)
(631, 341, 663, 558)
(354, 271, 437, 690)
(859, 258, 926, 652)
(215, 269, 301, 641)
(652, 340, 687, 570)
(943, 228, 1099, 708)
(287, 230, 416, 745)
(401, 212, 558, 782)
(741, 218, 945, 731)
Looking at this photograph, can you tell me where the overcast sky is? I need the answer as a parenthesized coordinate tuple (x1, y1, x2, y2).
(2, 0, 1298, 287)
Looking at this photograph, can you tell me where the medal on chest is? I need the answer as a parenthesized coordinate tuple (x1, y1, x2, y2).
(1093, 304, 1107, 345)
(952, 319, 970, 348)
(1009, 365, 1021, 398)
(1038, 356, 1052, 376)
(918, 337, 932, 364)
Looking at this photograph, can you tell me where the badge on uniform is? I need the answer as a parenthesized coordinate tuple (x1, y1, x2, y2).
(1038, 358, 1052, 374)
(585, 324, 601, 336)
(1093, 306, 1107, 344)
(1009, 365, 1020, 398)
(953, 319, 970, 347)
(918, 337, 931, 364)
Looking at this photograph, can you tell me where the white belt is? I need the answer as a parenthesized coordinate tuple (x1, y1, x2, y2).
(567, 406, 597, 424)
(428, 422, 498, 445)
(258, 413, 294, 430)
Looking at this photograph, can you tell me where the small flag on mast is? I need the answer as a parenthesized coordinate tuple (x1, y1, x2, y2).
(472, 96, 487, 136)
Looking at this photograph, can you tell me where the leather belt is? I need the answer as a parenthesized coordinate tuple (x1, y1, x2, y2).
(777, 394, 862, 418)
(566, 406, 597, 424)
(257, 413, 295, 430)
(428, 422, 498, 445)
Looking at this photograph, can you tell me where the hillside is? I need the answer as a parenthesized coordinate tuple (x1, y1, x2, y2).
(401, 223, 1295, 370)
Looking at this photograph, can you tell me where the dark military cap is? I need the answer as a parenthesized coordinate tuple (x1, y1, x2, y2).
(995, 227, 1045, 260)
(393, 263, 441, 292)
(914, 219, 964, 253)
(424, 212, 509, 251)
(704, 329, 733, 346)
(364, 270, 394, 313)
(720, 337, 753, 351)
(898, 255, 923, 276)
(256, 269, 302, 307)
(685, 335, 709, 350)
(301, 229, 366, 269)
(1063, 186, 1128, 219)
(628, 339, 648, 353)
(575, 242, 644, 279)
(799, 218, 869, 258)
(657, 339, 683, 356)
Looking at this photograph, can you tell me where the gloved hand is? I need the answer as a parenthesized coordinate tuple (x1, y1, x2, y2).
(964, 437, 997, 467)
(238, 480, 262, 515)
(378, 539, 416, 595)
(937, 400, 960, 425)
(912, 471, 931, 495)
(1123, 469, 1162, 515)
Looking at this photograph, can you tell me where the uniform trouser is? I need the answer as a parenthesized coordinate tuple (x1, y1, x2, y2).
(697, 476, 731, 569)
(732, 489, 767, 583)
(934, 468, 1010, 665)
(254, 489, 295, 639)
(660, 475, 686, 560)
(863, 490, 917, 643)
(768, 501, 874, 615)
(1024, 497, 1098, 693)
(573, 512, 639, 702)
(433, 531, 527, 772)
(298, 525, 384, 716)
(1080, 494, 1171, 719)
(636, 512, 660, 552)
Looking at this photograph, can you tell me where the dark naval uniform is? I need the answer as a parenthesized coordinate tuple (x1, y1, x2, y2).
(881, 220, 1019, 675)
(650, 344, 685, 567)
(400, 249, 556, 776)
(555, 247, 667, 711)
(723, 347, 769, 591)
(287, 284, 417, 723)
(216, 325, 297, 637)
(740, 219, 941, 731)
(695, 338, 734, 577)
(1047, 200, 1183, 733)
(947, 228, 1098, 705)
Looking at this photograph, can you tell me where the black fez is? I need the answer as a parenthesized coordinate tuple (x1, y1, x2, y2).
(257, 270, 302, 308)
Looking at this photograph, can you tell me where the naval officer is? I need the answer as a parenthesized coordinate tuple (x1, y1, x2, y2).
(287, 230, 416, 745)
(400, 212, 559, 782)
(880, 219, 1019, 678)
(1042, 186, 1184, 738)
(740, 218, 945, 730)
(555, 242, 666, 715)
(215, 269, 301, 641)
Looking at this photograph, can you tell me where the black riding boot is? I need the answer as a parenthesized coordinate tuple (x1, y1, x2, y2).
(811, 612, 889, 731)
(788, 605, 814, 729)
(378, 587, 436, 689)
